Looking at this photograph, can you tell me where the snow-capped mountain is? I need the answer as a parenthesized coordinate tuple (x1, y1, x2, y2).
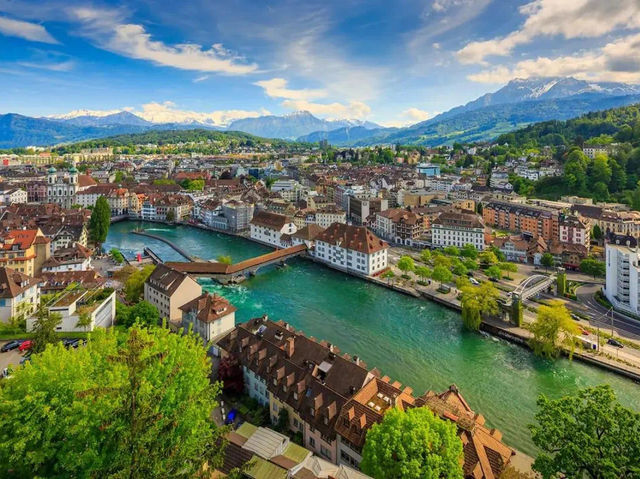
(49, 111, 151, 128)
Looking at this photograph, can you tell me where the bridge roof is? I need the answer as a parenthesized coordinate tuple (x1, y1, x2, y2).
(166, 244, 307, 275)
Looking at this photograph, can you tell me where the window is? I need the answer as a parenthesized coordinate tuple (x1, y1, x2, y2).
(309, 437, 316, 448)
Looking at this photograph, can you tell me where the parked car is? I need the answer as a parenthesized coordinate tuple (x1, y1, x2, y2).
(20, 354, 31, 365)
(581, 329, 590, 336)
(469, 277, 480, 285)
(607, 338, 624, 348)
(1, 340, 23, 352)
(18, 340, 32, 352)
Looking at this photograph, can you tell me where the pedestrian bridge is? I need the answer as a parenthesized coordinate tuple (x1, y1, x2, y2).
(509, 274, 555, 304)
(165, 244, 308, 283)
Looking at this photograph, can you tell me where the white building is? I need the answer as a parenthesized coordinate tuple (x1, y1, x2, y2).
(314, 206, 346, 229)
(314, 223, 388, 276)
(46, 165, 79, 208)
(179, 292, 236, 342)
(27, 288, 115, 333)
(250, 211, 297, 248)
(271, 179, 304, 202)
(144, 264, 202, 322)
(0, 188, 27, 205)
(431, 211, 486, 250)
(0, 267, 40, 324)
(605, 242, 640, 315)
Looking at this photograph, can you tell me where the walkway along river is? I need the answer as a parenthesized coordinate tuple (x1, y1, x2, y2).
(104, 221, 640, 456)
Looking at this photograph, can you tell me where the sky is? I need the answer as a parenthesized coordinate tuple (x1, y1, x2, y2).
(1, 0, 640, 127)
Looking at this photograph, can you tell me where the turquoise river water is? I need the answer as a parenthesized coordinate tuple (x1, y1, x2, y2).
(104, 221, 640, 455)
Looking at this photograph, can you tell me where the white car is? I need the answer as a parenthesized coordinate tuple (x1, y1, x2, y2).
(469, 277, 480, 285)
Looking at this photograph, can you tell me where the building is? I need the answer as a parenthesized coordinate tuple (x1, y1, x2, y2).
(314, 223, 388, 275)
(46, 165, 79, 208)
(144, 264, 202, 322)
(374, 208, 424, 246)
(314, 205, 347, 229)
(0, 187, 27, 205)
(558, 213, 590, 246)
(250, 211, 297, 248)
(431, 211, 486, 250)
(348, 197, 388, 225)
(605, 242, 640, 315)
(583, 144, 611, 159)
(0, 267, 40, 324)
(180, 292, 236, 342)
(0, 229, 51, 276)
(416, 163, 441, 176)
(27, 288, 115, 332)
(222, 200, 254, 232)
(483, 201, 558, 242)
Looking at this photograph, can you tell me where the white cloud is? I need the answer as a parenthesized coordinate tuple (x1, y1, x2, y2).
(18, 60, 75, 71)
(71, 7, 257, 75)
(379, 108, 438, 127)
(50, 108, 135, 119)
(280, 99, 371, 120)
(254, 78, 326, 101)
(468, 33, 640, 84)
(458, 0, 640, 64)
(0, 15, 58, 44)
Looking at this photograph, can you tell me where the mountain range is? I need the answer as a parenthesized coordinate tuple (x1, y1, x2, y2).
(2, 77, 640, 149)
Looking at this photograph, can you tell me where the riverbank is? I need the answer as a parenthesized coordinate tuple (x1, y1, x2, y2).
(104, 220, 640, 455)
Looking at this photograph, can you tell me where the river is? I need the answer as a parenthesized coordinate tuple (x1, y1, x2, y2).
(104, 221, 640, 455)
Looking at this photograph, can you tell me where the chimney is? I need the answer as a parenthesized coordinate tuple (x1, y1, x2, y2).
(284, 337, 295, 358)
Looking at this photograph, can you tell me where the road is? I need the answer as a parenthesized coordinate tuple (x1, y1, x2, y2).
(574, 283, 640, 337)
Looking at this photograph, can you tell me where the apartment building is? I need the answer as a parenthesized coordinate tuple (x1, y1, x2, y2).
(180, 292, 236, 342)
(314, 205, 347, 228)
(144, 264, 202, 322)
(348, 197, 388, 225)
(250, 211, 297, 248)
(374, 208, 424, 246)
(605, 242, 640, 315)
(0, 229, 50, 276)
(431, 211, 486, 250)
(314, 223, 388, 276)
(0, 267, 40, 324)
(483, 201, 558, 241)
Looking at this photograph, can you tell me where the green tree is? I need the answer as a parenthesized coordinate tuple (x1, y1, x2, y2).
(415, 266, 432, 282)
(420, 249, 432, 264)
(0, 326, 225, 477)
(499, 262, 518, 280)
(110, 248, 125, 264)
(529, 300, 579, 359)
(360, 407, 463, 479)
(540, 252, 555, 270)
(451, 259, 468, 276)
(89, 196, 111, 248)
(460, 243, 478, 259)
(114, 170, 125, 183)
(530, 385, 640, 479)
(579, 258, 605, 278)
(485, 265, 502, 281)
(432, 265, 452, 286)
(217, 255, 233, 265)
(381, 269, 395, 285)
(478, 250, 498, 266)
(397, 255, 415, 275)
(443, 246, 460, 257)
(118, 300, 161, 328)
(124, 264, 156, 303)
(462, 258, 478, 271)
(31, 305, 62, 354)
(460, 282, 500, 330)
(591, 224, 603, 241)
(166, 209, 176, 222)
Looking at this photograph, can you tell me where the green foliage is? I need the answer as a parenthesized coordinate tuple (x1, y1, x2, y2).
(540, 252, 555, 269)
(442, 246, 460, 256)
(420, 249, 432, 264)
(579, 258, 605, 278)
(485, 265, 502, 280)
(110, 248, 125, 264)
(592, 224, 603, 240)
(166, 209, 176, 222)
(124, 264, 156, 303)
(498, 262, 518, 279)
(31, 306, 62, 354)
(360, 407, 463, 479)
(530, 385, 640, 479)
(451, 259, 467, 276)
(117, 300, 161, 328)
(381, 270, 395, 284)
(217, 255, 233, 265)
(397, 255, 415, 274)
(0, 326, 225, 477)
(462, 258, 478, 271)
(478, 250, 498, 265)
(181, 179, 205, 191)
(460, 243, 478, 259)
(432, 265, 452, 285)
(88, 196, 110, 246)
(460, 282, 500, 330)
(530, 300, 579, 359)
(414, 266, 432, 281)
(556, 271, 567, 296)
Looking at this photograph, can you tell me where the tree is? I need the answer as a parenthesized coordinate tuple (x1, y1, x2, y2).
(117, 300, 161, 328)
(166, 209, 176, 222)
(360, 407, 463, 479)
(460, 243, 478, 259)
(579, 258, 605, 278)
(110, 248, 125, 264)
(415, 266, 432, 282)
(443, 245, 460, 257)
(462, 258, 478, 271)
(540, 252, 555, 270)
(432, 265, 452, 286)
(381, 269, 395, 285)
(89, 196, 110, 248)
(451, 259, 468, 276)
(397, 255, 415, 276)
(530, 385, 640, 479)
(460, 282, 500, 330)
(478, 250, 498, 266)
(529, 300, 579, 359)
(420, 249, 432, 264)
(31, 306, 62, 354)
(485, 265, 502, 281)
(124, 264, 156, 303)
(592, 224, 603, 241)
(499, 262, 518, 280)
(0, 326, 225, 478)
(217, 255, 233, 265)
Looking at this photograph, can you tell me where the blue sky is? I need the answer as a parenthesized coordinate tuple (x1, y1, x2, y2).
(1, 0, 640, 126)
